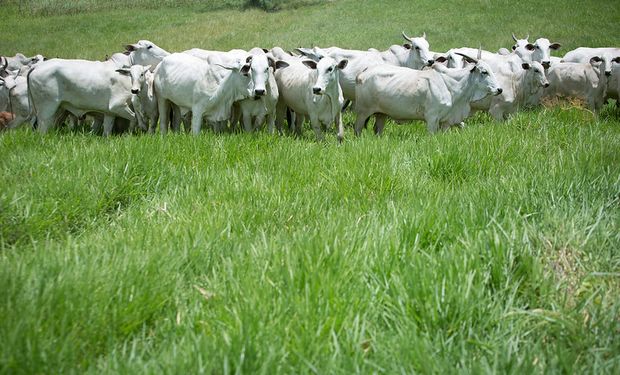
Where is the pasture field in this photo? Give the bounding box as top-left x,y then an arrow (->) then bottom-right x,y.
1,0 -> 620,373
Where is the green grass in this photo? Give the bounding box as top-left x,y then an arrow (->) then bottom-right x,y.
1,0 -> 620,373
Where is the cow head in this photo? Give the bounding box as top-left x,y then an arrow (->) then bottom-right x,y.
522,61 -> 549,88
124,40 -> 170,68
456,53 -> 503,100
600,54 -> 620,77
589,56 -> 604,76
512,35 -> 561,68
243,54 -> 278,99
116,65 -> 151,94
302,56 -> 348,95
402,31 -> 434,69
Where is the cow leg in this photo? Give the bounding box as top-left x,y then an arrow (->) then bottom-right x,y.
374,113 -> 387,136
191,109 -> 204,135
335,112 -> 345,143
7,115 -> 25,129
426,117 -> 440,133
294,114 -> 305,137
158,99 -> 170,135
242,111 -> 253,133
275,101 -> 287,134
354,111 -> 371,136
254,114 -> 266,132
309,115 -> 324,141
102,115 -> 115,137
91,115 -> 104,135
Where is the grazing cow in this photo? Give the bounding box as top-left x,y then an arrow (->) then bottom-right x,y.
543,57 -> 608,112
0,73 -> 30,129
154,53 -> 257,135
354,54 -> 502,135
27,59 -> 136,135
116,65 -> 158,133
274,56 -> 347,141
296,31 -> 434,100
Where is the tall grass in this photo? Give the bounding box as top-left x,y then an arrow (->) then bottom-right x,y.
1,0 -> 619,373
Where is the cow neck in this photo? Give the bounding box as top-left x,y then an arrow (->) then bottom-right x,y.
437,67 -> 476,105
208,67 -> 251,120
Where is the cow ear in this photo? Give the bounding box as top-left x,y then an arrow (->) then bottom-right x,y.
589,56 -> 603,64
115,68 -> 130,75
262,48 -> 269,53
267,56 -> 276,70
125,44 -> 137,52
525,44 -> 535,51
470,65 -> 477,73
337,59 -> 348,70
240,64 -> 251,75
403,43 -> 412,50
612,56 -> 620,63
435,56 -> 448,63
302,60 -> 317,70
522,63 -> 531,70
246,56 -> 253,64
549,43 -> 561,50
275,60 -> 290,70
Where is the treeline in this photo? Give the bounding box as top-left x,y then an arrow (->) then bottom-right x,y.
8,0 -> 331,16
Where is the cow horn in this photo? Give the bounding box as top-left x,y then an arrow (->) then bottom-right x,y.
512,33 -> 518,42
525,34 -> 529,41
422,32 -> 426,39
477,45 -> 482,60
0,56 -> 6,71
401,31 -> 413,42
454,52 -> 478,64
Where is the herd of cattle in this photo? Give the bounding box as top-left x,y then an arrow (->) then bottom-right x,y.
0,33 -> 618,141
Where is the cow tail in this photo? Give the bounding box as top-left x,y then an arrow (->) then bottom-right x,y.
26,67 -> 38,129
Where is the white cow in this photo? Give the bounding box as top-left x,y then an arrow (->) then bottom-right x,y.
354,54 -> 503,135
116,65 -> 158,133
232,47 -> 280,133
563,48 -> 620,77
154,53 -> 257,135
508,34 -> 562,68
296,31 -> 434,100
471,60 -> 549,118
27,59 -> 136,135
274,56 -> 348,142
0,53 -> 45,75
449,48 -> 549,120
0,73 -> 30,129
544,57 -> 608,112
562,47 -> 620,105
106,40 -> 170,70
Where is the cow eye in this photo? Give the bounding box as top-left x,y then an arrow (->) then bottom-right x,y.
481,71 -> 488,75
327,67 -> 333,72
147,45 -> 153,50
512,45 -> 516,50
415,46 -> 420,50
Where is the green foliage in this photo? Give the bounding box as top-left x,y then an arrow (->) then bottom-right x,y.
1,0 -> 620,373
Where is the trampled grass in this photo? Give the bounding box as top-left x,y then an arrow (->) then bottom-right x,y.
1,0 -> 620,373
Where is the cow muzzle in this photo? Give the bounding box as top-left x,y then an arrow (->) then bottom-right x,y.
426,59 -> 435,66
254,89 -> 266,96
312,87 -> 322,95
605,71 -> 612,77
494,88 -> 503,96
131,89 -> 140,94
543,82 -> 550,88
542,61 -> 551,69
